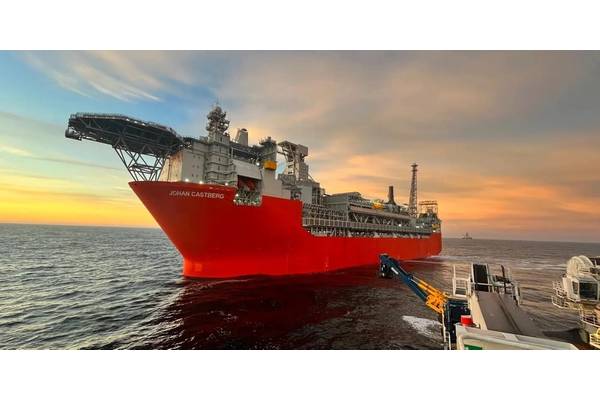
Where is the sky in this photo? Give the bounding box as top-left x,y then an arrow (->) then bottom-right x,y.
0,51 -> 599,242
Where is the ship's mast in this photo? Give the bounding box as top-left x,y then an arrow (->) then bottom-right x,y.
204,105 -> 236,185
206,105 -> 230,137
408,163 -> 418,218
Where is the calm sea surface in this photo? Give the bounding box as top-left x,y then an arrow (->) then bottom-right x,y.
1,224 -> 598,349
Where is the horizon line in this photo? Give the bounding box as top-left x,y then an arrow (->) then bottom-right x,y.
1,221 -> 598,245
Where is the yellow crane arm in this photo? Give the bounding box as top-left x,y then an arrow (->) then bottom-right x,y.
415,278 -> 449,315
379,254 -> 449,315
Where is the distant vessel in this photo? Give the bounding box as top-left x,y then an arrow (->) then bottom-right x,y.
462,232 -> 473,240
65,106 -> 442,278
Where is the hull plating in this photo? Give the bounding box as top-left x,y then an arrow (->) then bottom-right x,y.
130,181 -> 442,278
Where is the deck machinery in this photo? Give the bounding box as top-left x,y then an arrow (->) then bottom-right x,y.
380,255 -> 577,349
66,106 -> 441,240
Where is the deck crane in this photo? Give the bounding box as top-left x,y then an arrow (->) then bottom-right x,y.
380,254 -> 579,349
379,254 -> 448,314
379,254 -> 469,345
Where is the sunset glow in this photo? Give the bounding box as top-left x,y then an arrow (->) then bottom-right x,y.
0,51 -> 599,241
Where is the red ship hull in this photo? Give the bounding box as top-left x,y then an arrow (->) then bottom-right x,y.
130,181 -> 442,278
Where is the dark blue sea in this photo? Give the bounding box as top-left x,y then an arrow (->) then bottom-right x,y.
1,224 -> 598,349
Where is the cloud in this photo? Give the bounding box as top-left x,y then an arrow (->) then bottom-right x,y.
0,144 -> 32,157
28,155 -> 121,171
9,51 -> 600,240
0,140 -> 121,171
216,52 -> 598,142
206,52 -> 600,241
0,111 -> 122,172
0,110 -> 62,131
20,51 -> 199,102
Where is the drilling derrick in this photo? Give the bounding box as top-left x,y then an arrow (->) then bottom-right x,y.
408,163 -> 418,218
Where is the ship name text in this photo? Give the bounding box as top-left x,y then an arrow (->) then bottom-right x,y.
169,190 -> 225,199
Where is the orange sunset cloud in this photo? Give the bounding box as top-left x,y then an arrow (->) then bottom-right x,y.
0,51 -> 599,242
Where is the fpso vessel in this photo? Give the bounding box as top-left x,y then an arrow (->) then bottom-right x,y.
65,106 -> 442,278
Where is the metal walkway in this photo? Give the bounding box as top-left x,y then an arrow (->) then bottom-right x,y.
473,291 -> 543,337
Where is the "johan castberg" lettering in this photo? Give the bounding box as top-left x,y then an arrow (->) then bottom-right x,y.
168,190 -> 225,199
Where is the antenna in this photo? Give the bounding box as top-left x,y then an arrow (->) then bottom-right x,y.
408,163 -> 418,217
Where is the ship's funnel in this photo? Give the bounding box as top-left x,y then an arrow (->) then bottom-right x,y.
235,128 -> 249,146
387,185 -> 396,205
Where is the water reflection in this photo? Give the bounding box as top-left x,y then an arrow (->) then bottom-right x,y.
154,266 -> 443,349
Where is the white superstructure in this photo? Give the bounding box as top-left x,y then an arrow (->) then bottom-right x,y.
551,255 -> 600,349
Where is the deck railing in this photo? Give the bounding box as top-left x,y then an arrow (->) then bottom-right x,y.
552,281 -> 566,296
580,310 -> 600,329
302,217 -> 432,235
589,331 -> 600,349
